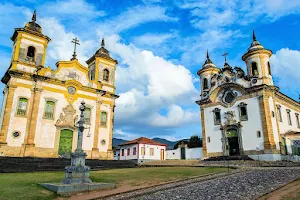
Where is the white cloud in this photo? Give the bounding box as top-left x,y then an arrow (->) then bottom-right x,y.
270,48 -> 300,100
133,32 -> 177,46
97,5 -> 178,35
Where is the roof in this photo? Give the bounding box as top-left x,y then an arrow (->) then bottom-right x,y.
118,137 -> 168,147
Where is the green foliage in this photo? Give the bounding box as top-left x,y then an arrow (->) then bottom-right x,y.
173,140 -> 189,149
187,135 -> 203,148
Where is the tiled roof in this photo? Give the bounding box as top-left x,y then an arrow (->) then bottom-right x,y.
118,137 -> 168,147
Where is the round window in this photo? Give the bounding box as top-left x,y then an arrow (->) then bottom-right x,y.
101,139 -> 106,145
13,131 -> 20,138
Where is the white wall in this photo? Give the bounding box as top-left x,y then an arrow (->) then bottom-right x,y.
166,148 -> 180,159
119,144 -> 138,160
166,147 -> 202,160
138,144 -> 166,161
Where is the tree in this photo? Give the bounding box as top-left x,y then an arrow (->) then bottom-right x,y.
188,135 -> 202,148
173,140 -> 188,149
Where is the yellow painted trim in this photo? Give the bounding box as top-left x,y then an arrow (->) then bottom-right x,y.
20,32 -> 48,45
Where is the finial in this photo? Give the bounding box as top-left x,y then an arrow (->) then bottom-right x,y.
101,38 -> 105,47
71,37 -> 80,60
206,50 -> 209,59
222,52 -> 228,63
252,30 -> 257,41
32,10 -> 37,22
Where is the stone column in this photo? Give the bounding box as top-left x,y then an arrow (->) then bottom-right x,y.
107,104 -> 115,160
91,99 -> 102,159
23,86 -> 42,157
0,85 -> 17,144
200,107 -> 207,157
258,95 -> 276,153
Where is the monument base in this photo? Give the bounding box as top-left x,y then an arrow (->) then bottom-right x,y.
40,182 -> 116,195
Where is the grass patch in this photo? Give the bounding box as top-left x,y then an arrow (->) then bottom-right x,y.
0,167 -> 226,200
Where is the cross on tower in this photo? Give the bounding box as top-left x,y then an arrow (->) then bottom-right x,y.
222,52 -> 228,63
71,37 -> 80,60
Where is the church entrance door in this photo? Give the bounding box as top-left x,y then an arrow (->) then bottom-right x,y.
180,147 -> 186,160
226,128 -> 240,156
58,129 -> 73,158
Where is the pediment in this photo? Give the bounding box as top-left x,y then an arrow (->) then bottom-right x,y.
209,83 -> 246,105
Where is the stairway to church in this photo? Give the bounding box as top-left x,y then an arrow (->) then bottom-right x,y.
203,155 -> 254,161
0,157 -> 137,173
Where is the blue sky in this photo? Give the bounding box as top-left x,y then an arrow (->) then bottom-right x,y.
0,0 -> 300,141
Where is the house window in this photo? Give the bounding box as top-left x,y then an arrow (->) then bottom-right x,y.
127,148 -> 130,156
203,78 -> 208,90
84,107 -> 91,123
296,113 -> 300,128
121,149 -> 124,156
268,62 -> 271,75
133,147 -> 137,155
277,105 -> 282,122
238,102 -> 248,121
141,147 -> 145,155
101,111 -> 107,126
207,137 -> 211,143
150,148 -> 154,156
287,109 -> 292,125
213,108 -> 221,125
26,46 -> 35,62
16,98 -> 28,116
44,101 -> 55,119
251,62 -> 259,76
257,131 -> 261,138
103,69 -> 109,81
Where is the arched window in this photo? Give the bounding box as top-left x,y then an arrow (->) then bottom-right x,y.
203,78 -> 208,90
103,69 -> 109,81
101,111 -> 107,126
84,107 -> 91,123
44,101 -> 55,119
251,62 -> 259,76
90,69 -> 95,80
268,62 -> 272,75
238,102 -> 248,121
17,98 -> 28,116
26,46 -> 35,62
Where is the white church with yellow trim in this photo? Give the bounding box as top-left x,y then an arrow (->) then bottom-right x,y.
197,31 -> 300,161
0,11 -> 118,159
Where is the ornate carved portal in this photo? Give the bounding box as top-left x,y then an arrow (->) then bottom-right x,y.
55,104 -> 78,129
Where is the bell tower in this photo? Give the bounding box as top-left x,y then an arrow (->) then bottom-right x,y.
10,10 -> 51,70
242,30 -> 273,86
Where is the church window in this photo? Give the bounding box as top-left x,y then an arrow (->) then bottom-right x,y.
257,131 -> 261,138
287,109 -> 292,125
103,69 -> 109,82
150,148 -> 154,156
26,46 -> 35,62
44,101 -> 55,119
203,78 -> 208,90
251,62 -> 259,76
121,149 -> 124,156
127,148 -> 130,156
296,113 -> 300,128
268,62 -> 272,75
16,98 -> 28,116
276,105 -> 282,122
90,69 -> 95,80
207,137 -> 211,143
141,147 -> 145,155
224,92 -> 235,104
84,107 -> 91,124
12,131 -> 20,138
213,108 -> 221,125
238,102 -> 248,121
133,147 -> 137,155
101,111 -> 107,126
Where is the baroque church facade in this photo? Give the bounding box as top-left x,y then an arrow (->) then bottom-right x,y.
197,31 -> 300,160
0,11 -> 118,159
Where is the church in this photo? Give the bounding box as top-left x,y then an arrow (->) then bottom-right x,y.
197,31 -> 300,161
0,11 -> 118,159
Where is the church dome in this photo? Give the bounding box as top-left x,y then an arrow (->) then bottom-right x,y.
202,50 -> 217,68
247,30 -> 264,52
24,10 -> 42,33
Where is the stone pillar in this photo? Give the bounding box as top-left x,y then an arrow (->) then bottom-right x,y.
23,87 -> 42,156
0,85 -> 16,144
258,95 -> 276,153
91,99 -> 102,159
107,104 -> 115,160
200,107 -> 207,157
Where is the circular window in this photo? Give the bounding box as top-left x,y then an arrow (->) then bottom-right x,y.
13,131 -> 20,138
224,92 -> 235,104
101,139 -> 106,145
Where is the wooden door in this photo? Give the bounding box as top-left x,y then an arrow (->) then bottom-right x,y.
58,129 -> 73,158
160,149 -> 165,160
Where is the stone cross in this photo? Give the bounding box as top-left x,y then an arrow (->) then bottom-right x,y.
71,37 -> 80,60
76,101 -> 85,151
222,52 -> 228,63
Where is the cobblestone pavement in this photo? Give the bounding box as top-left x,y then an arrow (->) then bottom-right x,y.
104,168 -> 300,200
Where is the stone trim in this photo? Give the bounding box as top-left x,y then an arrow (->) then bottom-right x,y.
92,99 -> 103,159
201,108 -> 207,157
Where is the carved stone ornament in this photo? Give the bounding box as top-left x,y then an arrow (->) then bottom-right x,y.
67,86 -> 76,95
224,111 -> 236,125
55,104 -> 78,128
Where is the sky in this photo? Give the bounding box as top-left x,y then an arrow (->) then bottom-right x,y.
0,0 -> 300,142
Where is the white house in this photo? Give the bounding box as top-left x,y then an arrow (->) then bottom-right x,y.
118,137 -> 167,163
166,144 -> 203,160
